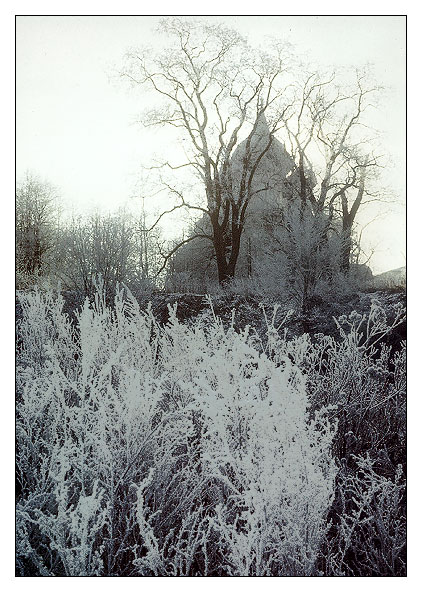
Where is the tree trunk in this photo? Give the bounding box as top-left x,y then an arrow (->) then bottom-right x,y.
225,223 -> 241,281
215,251 -> 229,284
215,247 -> 238,285
341,223 -> 352,272
247,237 -> 252,278
212,212 -> 243,285
213,226 -> 230,284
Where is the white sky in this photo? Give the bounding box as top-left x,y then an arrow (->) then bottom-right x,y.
16,15 -> 405,274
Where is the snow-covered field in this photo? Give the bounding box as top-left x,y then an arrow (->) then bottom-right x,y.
16,287 -> 406,576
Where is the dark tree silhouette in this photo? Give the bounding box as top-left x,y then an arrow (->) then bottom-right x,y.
122,18 -> 293,284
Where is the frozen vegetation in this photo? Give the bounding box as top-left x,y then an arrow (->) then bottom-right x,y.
16,287 -> 406,576
16,16 -> 406,578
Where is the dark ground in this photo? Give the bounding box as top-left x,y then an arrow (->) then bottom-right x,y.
16,286 -> 406,349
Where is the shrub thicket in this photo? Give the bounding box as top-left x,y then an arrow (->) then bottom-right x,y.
16,288 -> 405,576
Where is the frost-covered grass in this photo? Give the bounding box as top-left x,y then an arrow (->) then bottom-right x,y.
16,287 -> 406,576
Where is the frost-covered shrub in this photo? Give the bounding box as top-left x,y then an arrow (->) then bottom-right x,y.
16,287 -> 337,576
269,300 -> 406,577
247,297 -> 406,576
16,288 -> 78,385
303,300 -> 406,467
324,456 -> 406,576
16,287 -> 406,576
159,308 -> 336,576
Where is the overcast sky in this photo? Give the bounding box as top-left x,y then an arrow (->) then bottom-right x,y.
16,15 -> 405,274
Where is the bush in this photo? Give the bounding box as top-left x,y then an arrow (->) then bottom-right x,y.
16,287 -> 406,576
16,287 -> 337,576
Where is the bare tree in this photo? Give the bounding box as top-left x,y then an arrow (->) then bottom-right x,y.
122,18 -> 293,284
16,172 -> 59,285
281,68 -> 386,271
132,198 -> 163,287
58,211 -> 138,299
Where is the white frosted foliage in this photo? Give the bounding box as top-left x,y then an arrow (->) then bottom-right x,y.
16,287 -> 404,576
